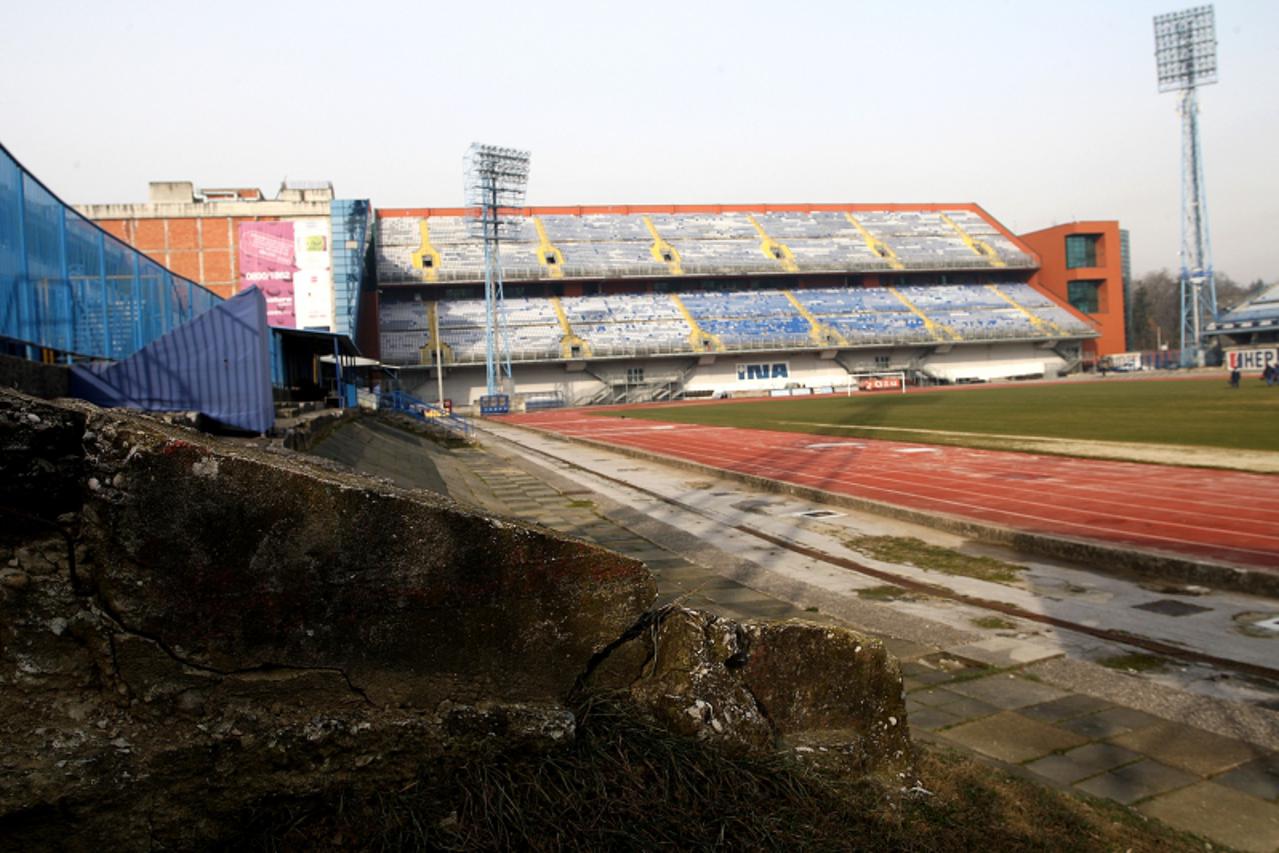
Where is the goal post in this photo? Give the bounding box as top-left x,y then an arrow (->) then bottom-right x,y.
846,371 -> 907,395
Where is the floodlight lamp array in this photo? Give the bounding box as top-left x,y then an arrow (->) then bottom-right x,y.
1154,5 -> 1218,92
464,143 -> 531,238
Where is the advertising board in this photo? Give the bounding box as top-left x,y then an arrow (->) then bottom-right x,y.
857,375 -> 903,392
238,222 -> 296,327
1225,348 -> 1279,371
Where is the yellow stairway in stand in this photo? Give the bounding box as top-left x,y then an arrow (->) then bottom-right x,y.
939,213 -> 1006,268
889,287 -> 960,342
669,293 -> 723,353
549,296 -> 591,358
417,301 -> 454,365
783,290 -> 847,347
411,221 -> 442,283
845,212 -> 904,270
532,217 -> 565,279
987,284 -> 1063,335
746,215 -> 799,273
642,216 -> 684,275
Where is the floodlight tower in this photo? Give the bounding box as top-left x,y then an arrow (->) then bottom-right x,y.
1154,5 -> 1219,367
464,143 -> 531,396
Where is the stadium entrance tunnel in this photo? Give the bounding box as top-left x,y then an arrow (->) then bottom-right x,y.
0,388 -> 909,849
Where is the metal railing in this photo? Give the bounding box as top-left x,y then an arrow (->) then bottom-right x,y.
379,389 -> 473,439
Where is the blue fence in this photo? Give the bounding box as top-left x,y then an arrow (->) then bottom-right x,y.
380,389 -> 472,439
0,143 -> 221,361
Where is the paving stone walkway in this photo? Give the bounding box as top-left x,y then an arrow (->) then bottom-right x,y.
311,420 -> 1279,852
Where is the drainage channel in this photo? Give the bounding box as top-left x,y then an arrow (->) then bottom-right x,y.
480,421 -> 1279,685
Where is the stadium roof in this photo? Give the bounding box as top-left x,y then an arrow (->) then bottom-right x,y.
1208,282 -> 1279,335
374,203 -> 1037,285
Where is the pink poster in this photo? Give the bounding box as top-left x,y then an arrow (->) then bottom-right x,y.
238,222 -> 297,327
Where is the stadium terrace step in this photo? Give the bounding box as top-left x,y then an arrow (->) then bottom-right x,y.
377,282 -> 1097,367
844,211 -> 905,270
940,212 -> 1007,267
889,286 -> 961,342
669,292 -> 723,353
532,216 -> 566,278
987,283 -> 1062,337
746,214 -> 799,273
373,207 -> 1037,284
550,295 -> 591,359
642,215 -> 685,275
783,289 -> 849,347
410,219 -> 442,282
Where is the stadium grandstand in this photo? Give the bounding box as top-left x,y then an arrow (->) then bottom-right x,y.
1208,281 -> 1279,343
374,204 -> 1102,407
2,136 -> 1122,418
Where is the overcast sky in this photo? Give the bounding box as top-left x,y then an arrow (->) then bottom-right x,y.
2,0 -> 1276,282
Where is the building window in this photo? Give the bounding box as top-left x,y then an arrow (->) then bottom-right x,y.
1065,234 -> 1100,269
1068,280 -> 1102,314
626,367 -> 644,384
1120,229 -> 1132,350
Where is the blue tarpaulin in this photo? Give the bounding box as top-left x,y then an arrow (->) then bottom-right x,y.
69,288 -> 274,433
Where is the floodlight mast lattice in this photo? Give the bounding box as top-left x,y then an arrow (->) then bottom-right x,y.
464,143 -> 531,396
1154,5 -> 1218,367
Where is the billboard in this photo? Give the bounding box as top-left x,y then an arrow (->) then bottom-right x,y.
736,362 -> 790,382
1102,352 -> 1144,371
238,222 -> 296,327
857,375 -> 903,392
1226,348 -> 1279,371
291,219 -> 333,330
238,219 -> 334,330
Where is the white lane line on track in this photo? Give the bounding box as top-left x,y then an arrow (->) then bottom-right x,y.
593,432 -> 1279,558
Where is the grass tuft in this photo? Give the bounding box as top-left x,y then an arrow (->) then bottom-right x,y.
1098,653 -> 1169,673
856,584 -> 910,601
848,535 -> 1025,584
972,615 -> 1017,630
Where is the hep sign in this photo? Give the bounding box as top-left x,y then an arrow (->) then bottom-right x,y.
1226,349 -> 1279,371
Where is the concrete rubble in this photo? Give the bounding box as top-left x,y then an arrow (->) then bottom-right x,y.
0,389 -> 910,849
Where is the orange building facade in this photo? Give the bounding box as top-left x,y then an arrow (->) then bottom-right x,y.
1019,221 -> 1129,358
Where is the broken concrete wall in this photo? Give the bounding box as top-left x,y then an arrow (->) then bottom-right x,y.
0,353 -> 70,399
0,389 -> 909,849
585,608 -> 909,772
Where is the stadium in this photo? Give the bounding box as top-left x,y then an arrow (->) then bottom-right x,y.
8,133 -> 1132,415
374,202 -> 1114,409
3,5 -> 1279,845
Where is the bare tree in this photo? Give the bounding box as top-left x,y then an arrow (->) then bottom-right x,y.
1128,270 -> 1178,351
1127,270 -> 1268,351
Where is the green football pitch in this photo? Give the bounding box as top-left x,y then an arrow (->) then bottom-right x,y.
611,378 -> 1279,453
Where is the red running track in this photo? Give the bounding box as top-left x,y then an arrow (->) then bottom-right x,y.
504,411 -> 1279,571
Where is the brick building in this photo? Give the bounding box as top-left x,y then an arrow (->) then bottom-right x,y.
77,181 -> 337,330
